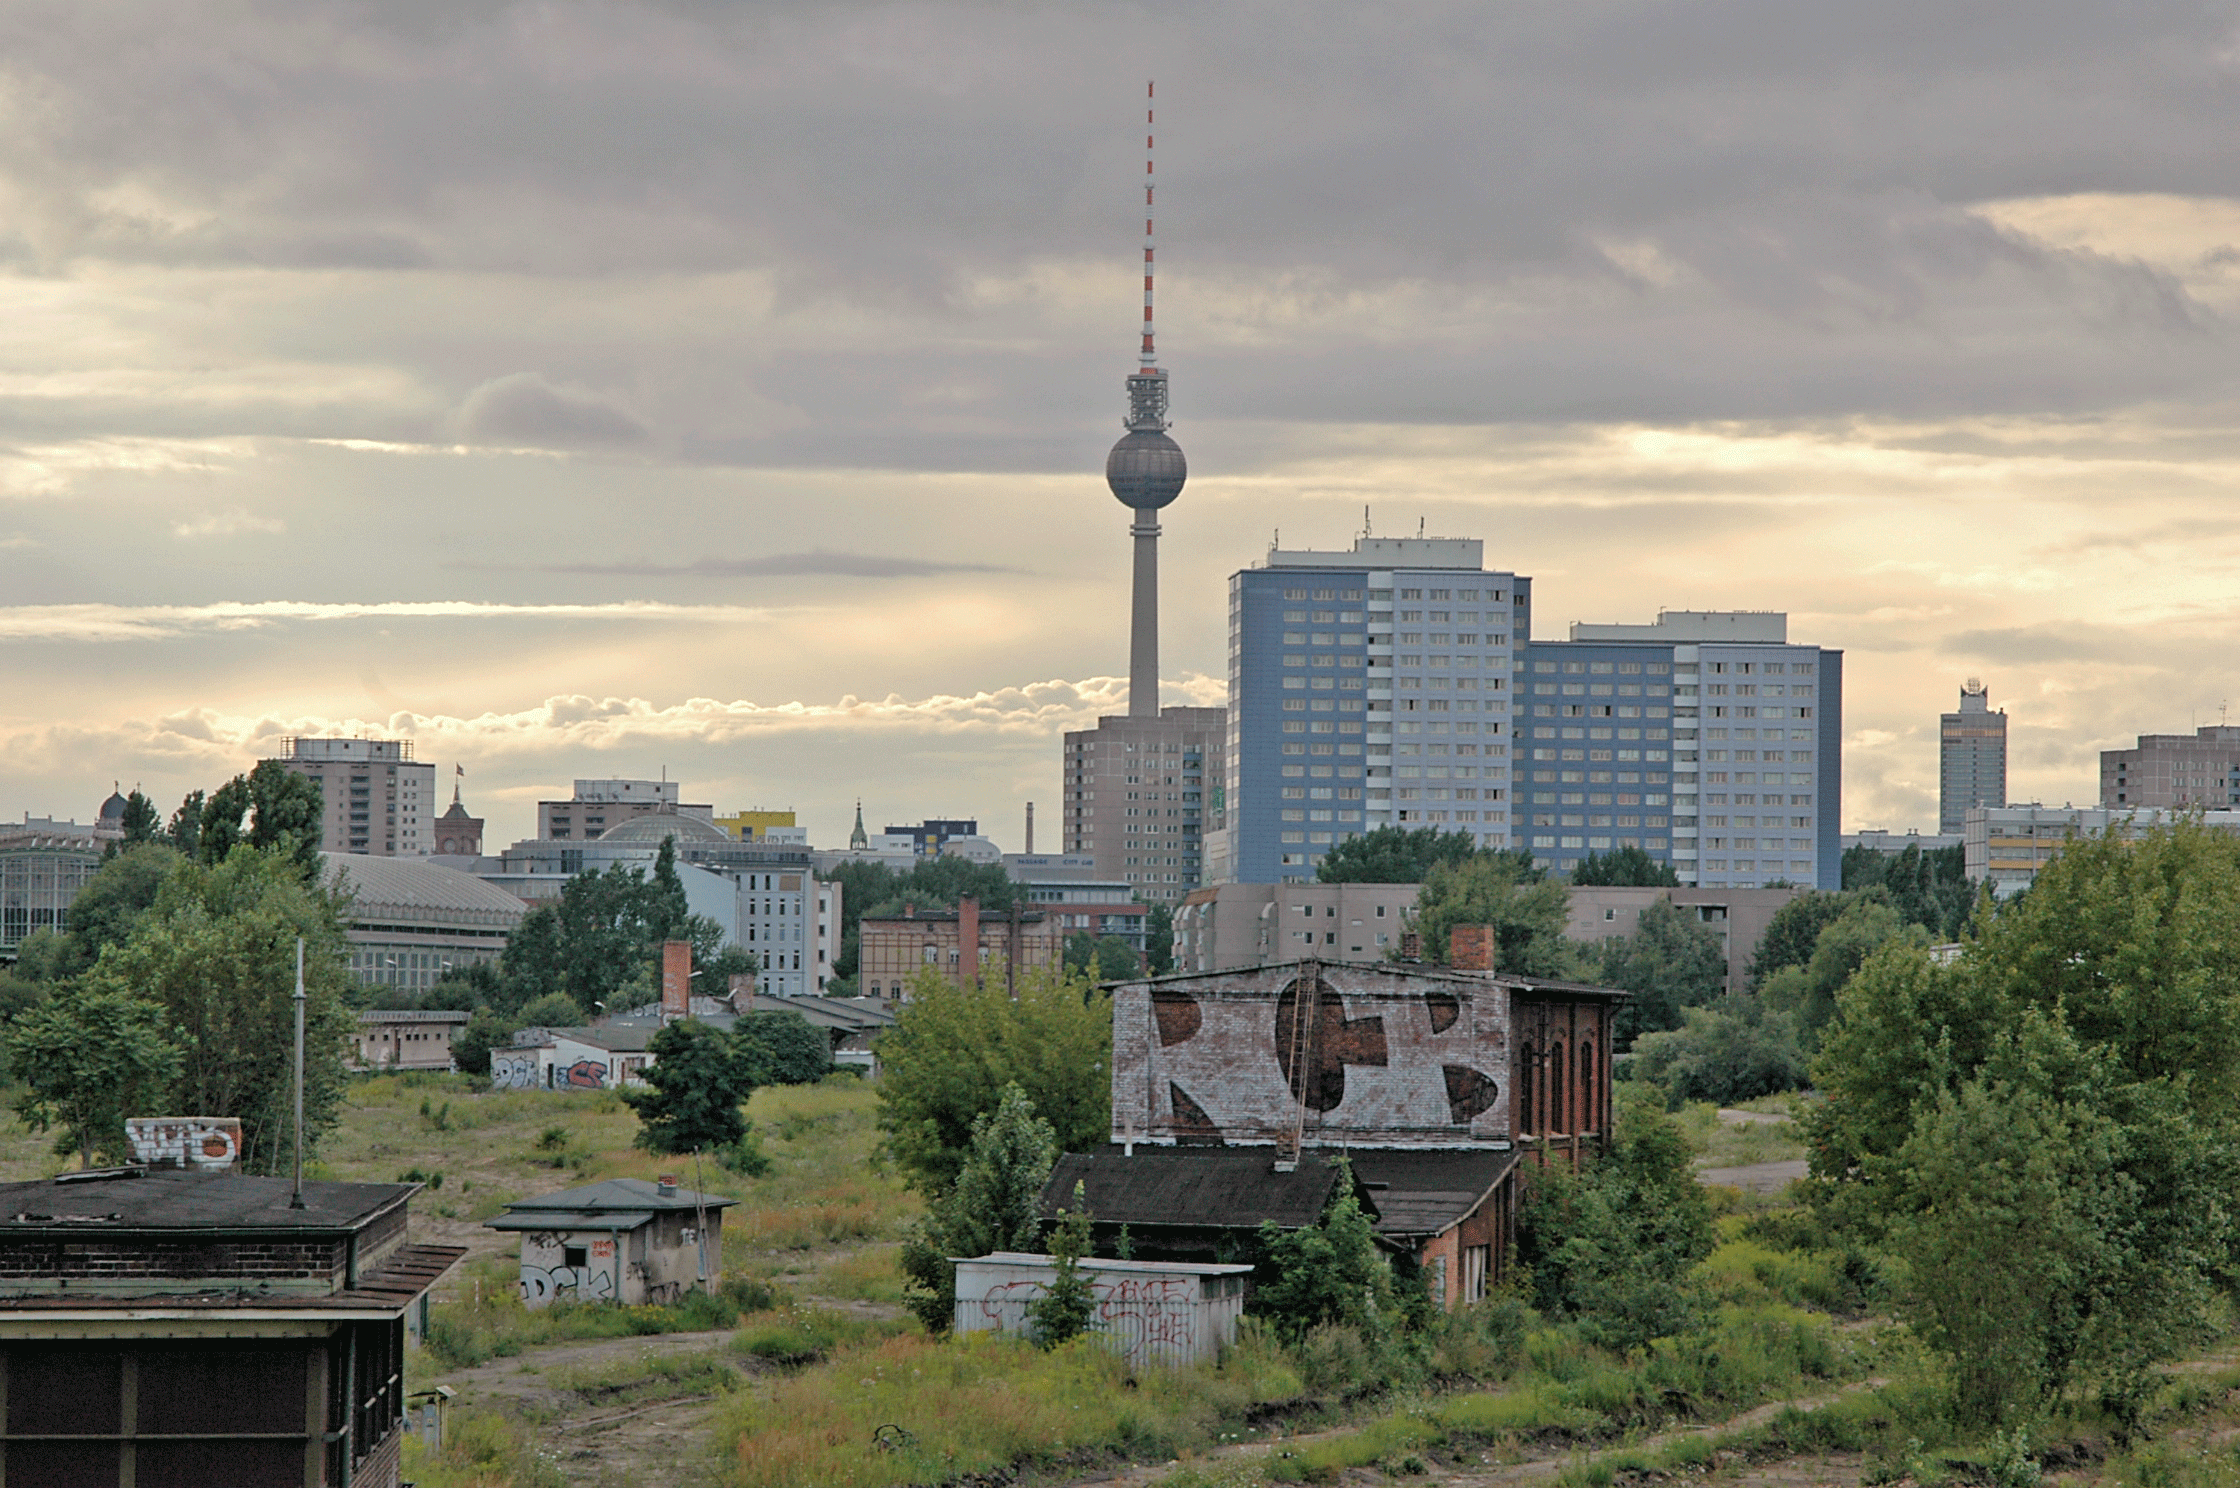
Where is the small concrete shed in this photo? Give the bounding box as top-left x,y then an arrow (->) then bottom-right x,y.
486,1178 -> 735,1308
951,1252 -> 1253,1368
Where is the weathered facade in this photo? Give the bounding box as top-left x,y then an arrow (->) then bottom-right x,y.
1093,935 -> 1624,1307
353,1008 -> 470,1071
488,1179 -> 736,1308
952,1253 -> 1252,1368
0,1166 -> 460,1488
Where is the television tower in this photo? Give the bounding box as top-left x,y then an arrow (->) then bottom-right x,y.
1106,80 -> 1187,718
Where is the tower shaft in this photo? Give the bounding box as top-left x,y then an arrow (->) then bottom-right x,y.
1130,512 -> 1161,717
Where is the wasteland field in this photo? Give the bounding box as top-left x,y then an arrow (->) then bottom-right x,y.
2,1083 -> 2234,1488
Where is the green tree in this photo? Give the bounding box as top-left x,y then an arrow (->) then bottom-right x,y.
1029,1181 -> 1099,1348
79,848 -> 355,1174
1570,845 -> 1680,887
1628,999 -> 1808,1106
1807,822 -> 2240,1426
1596,898 -> 1728,1046
452,1004 -> 514,1075
1412,853 -> 1580,974
64,842 -> 182,970
622,1019 -> 756,1154
876,964 -> 1111,1194
166,790 -> 205,858
1762,895 -> 1926,1041
516,991 -> 584,1028
1064,931 -> 1142,982
119,790 -> 162,846
1518,1085 -> 1713,1351
195,762 -> 323,875
5,986 -> 183,1167
1143,901 -> 1175,975
1746,889 -> 1851,989
734,1010 -> 831,1085
7,929 -> 77,986
1251,1160 -> 1394,1342
1317,825 -> 1492,884
898,1084 -> 1058,1331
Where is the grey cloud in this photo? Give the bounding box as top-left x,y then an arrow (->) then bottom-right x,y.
455,374 -> 650,449
1938,626 -> 2137,664
531,551 -> 1016,579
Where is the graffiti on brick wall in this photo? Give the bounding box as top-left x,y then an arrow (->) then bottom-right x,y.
1113,965 -> 1510,1144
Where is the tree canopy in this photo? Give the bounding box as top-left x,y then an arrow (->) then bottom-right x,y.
1315,825 -> 1491,884
875,964 -> 1111,1194
1841,841 -> 1973,941
195,760 -> 325,876
622,1018 -> 759,1154
1411,853 -> 1577,974
1805,821 -> 2240,1426
897,1084 -> 1057,1331
1595,898 -> 1728,1046
1570,845 -> 1681,887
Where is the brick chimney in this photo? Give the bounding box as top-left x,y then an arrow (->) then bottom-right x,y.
1450,924 -> 1498,971
958,895 -> 980,983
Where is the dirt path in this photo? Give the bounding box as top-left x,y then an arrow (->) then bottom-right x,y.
1697,1159 -> 1810,1192
1718,1108 -> 1792,1127
438,1329 -> 749,1486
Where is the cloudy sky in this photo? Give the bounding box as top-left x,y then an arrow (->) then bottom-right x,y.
6,1 -> 2240,849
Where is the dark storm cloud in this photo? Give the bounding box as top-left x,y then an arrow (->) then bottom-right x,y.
2,1 -> 2239,465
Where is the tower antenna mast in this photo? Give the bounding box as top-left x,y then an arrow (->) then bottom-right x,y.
1106,80 -> 1187,718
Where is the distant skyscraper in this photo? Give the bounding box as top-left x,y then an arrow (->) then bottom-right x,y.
1939,680 -> 2008,835
1214,535 -> 1528,886
1527,612 -> 1843,891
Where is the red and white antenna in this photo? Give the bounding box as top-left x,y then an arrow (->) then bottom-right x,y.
1142,80 -> 1157,372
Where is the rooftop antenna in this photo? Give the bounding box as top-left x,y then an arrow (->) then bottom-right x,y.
1362,504 -> 1372,538
1418,516 -> 1427,538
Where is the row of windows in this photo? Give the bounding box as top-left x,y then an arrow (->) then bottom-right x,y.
1533,661 -> 1671,675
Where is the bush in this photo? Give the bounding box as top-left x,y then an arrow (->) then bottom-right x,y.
1251,1160 -> 1394,1344
1630,1000 -> 1809,1106
716,1127 -> 772,1176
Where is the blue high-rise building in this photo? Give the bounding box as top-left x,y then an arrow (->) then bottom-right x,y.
1212,537 -> 1530,886
1522,612 -> 1842,890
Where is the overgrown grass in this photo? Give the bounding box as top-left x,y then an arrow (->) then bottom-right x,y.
399,1408 -> 567,1488
540,1348 -> 746,1413
717,1323 -> 1307,1488
816,1244 -> 906,1306
733,1305 -> 910,1366
1674,1101 -> 1808,1169
421,1257 -> 778,1368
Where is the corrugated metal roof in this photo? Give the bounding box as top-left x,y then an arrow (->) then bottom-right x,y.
0,1243 -> 465,1317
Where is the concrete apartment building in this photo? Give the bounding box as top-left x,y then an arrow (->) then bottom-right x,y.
1563,885 -> 1804,993
1062,707 -> 1227,902
272,737 -> 436,857
2099,726 -> 2240,810
538,779 -> 714,840
1527,611 -> 1842,891
1939,680 -> 2008,834
1966,803 -> 2240,897
856,900 -> 1060,1001
1170,881 -> 1420,972
1215,536 -> 1525,886
1006,852 -> 1149,951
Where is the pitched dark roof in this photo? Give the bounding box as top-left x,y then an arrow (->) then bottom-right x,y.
1109,959 -> 1629,1002
1346,1148 -> 1518,1239
0,1170 -> 414,1234
490,1178 -> 735,1218
1041,1148 -> 1355,1231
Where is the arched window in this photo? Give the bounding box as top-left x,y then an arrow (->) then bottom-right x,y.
1579,1041 -> 1597,1132
1518,1042 -> 1536,1136
1549,1043 -> 1566,1133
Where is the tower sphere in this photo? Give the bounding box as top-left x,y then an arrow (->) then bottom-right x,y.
1106,428 -> 1187,510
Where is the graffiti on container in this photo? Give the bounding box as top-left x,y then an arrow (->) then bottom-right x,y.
521,1264 -> 616,1305
563,1059 -> 609,1089
975,1273 -> 1196,1349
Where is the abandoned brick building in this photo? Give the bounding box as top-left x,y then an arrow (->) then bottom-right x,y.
1045,925 -> 1624,1308
0,1125 -> 460,1488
